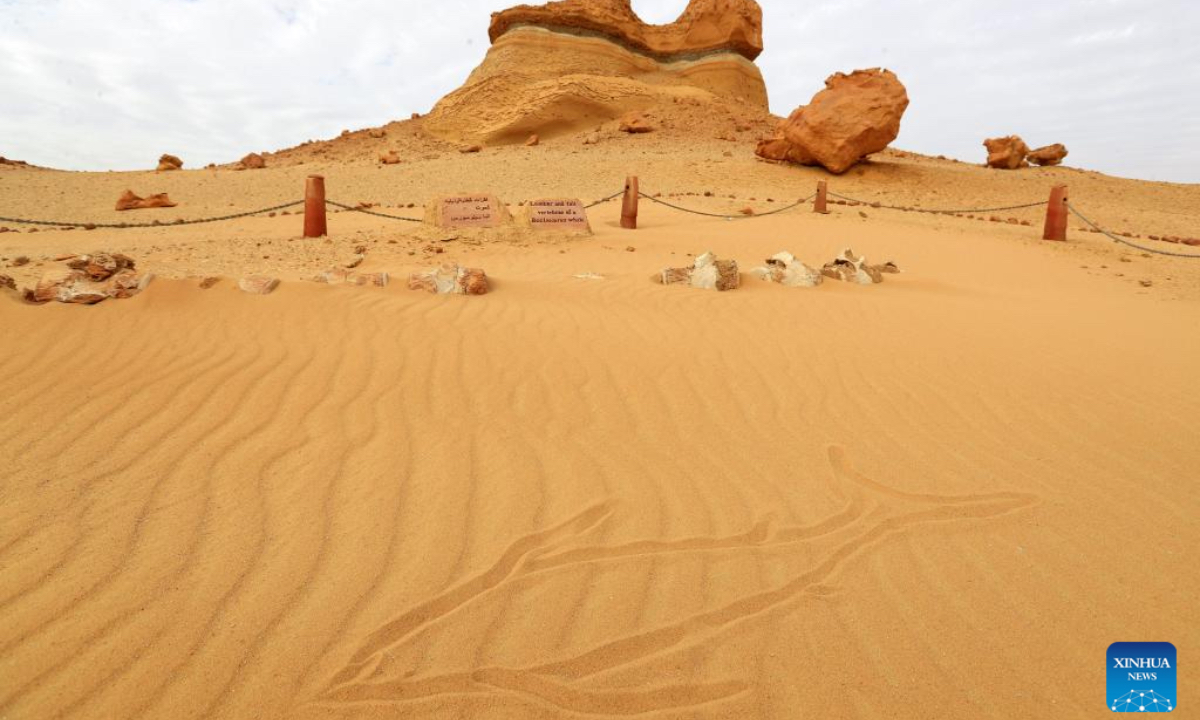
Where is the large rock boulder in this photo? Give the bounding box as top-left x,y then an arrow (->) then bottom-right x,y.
755,68 -> 909,174
751,251 -> 823,288
423,0 -> 769,145
1027,143 -> 1068,167
983,135 -> 1030,169
408,264 -> 490,295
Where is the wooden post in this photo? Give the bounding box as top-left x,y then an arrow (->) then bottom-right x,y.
621,176 -> 639,230
814,180 -> 830,214
1043,185 -> 1068,242
304,175 -> 327,238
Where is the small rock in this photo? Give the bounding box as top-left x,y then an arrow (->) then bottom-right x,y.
199,277 -> 220,289
459,144 -> 483,154
1139,280 -> 1153,288
525,134 -> 540,147
619,111 -> 654,134
238,276 -> 279,295
380,151 -> 401,165
12,256 -> 30,267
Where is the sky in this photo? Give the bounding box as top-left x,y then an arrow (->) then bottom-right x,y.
1,0 -> 1198,183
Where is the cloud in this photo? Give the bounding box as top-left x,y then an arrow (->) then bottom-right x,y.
0,0 -> 1196,182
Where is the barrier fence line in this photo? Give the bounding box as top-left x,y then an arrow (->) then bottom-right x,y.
0,200 -> 305,229
638,192 -> 816,220
2,181 -> 1195,259
1067,203 -> 1200,259
827,191 -> 1047,216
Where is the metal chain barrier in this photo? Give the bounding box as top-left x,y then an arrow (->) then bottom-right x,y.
324,199 -> 422,222
828,191 -> 1046,215
584,190 -> 626,209
1067,203 -> 1200,259
638,192 -> 815,220
0,200 -> 305,229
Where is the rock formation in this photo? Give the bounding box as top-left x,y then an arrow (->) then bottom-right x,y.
157,154 -> 183,172
983,136 -> 1030,170
115,190 -> 177,211
751,252 -> 823,287
422,0 -> 769,145
984,137 -> 1070,169
24,253 -> 152,304
238,153 -> 266,170
408,264 -> 490,295
1027,143 -> 1068,167
655,251 -> 739,291
755,69 -> 909,174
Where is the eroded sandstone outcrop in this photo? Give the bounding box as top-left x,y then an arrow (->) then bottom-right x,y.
489,0 -> 764,61
115,191 -> 177,211
755,69 -> 909,174
423,0 -> 769,145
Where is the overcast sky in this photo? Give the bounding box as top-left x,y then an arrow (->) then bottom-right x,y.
1,0 -> 1197,182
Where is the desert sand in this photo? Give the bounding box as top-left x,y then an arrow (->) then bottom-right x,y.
3,1 -> 1200,717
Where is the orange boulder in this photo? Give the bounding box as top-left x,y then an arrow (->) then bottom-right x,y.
755,69 -> 909,174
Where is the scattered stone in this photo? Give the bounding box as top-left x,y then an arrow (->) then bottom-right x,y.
741,206 -> 756,216
65,252 -> 136,280
525,134 -> 540,147
408,263 -> 490,295
199,277 -> 221,289
345,255 -> 364,269
573,272 -> 604,281
625,246 -> 636,252
755,68 -> 909,174
238,276 -> 279,295
459,144 -> 483,154
368,128 -> 387,139
983,136 -> 1030,170
0,274 -> 15,291
116,190 -> 177,211
1139,280 -> 1153,288
380,151 -> 401,165
1027,143 -> 1069,167
12,256 -> 30,267
238,153 -> 266,170
655,251 -> 740,291
619,111 -> 654,134
583,132 -> 601,146
157,154 -> 184,172
751,252 -> 823,288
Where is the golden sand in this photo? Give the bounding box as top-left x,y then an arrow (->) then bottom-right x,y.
1,137 -> 1198,718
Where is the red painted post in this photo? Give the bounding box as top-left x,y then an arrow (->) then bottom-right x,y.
621,176 -> 639,230
814,180 -> 830,214
1043,184 -> 1068,241
304,175 -> 327,238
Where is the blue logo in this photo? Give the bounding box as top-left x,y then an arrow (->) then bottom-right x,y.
1108,642 -> 1176,712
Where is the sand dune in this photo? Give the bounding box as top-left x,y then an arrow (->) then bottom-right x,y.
2,161 -> 1198,718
